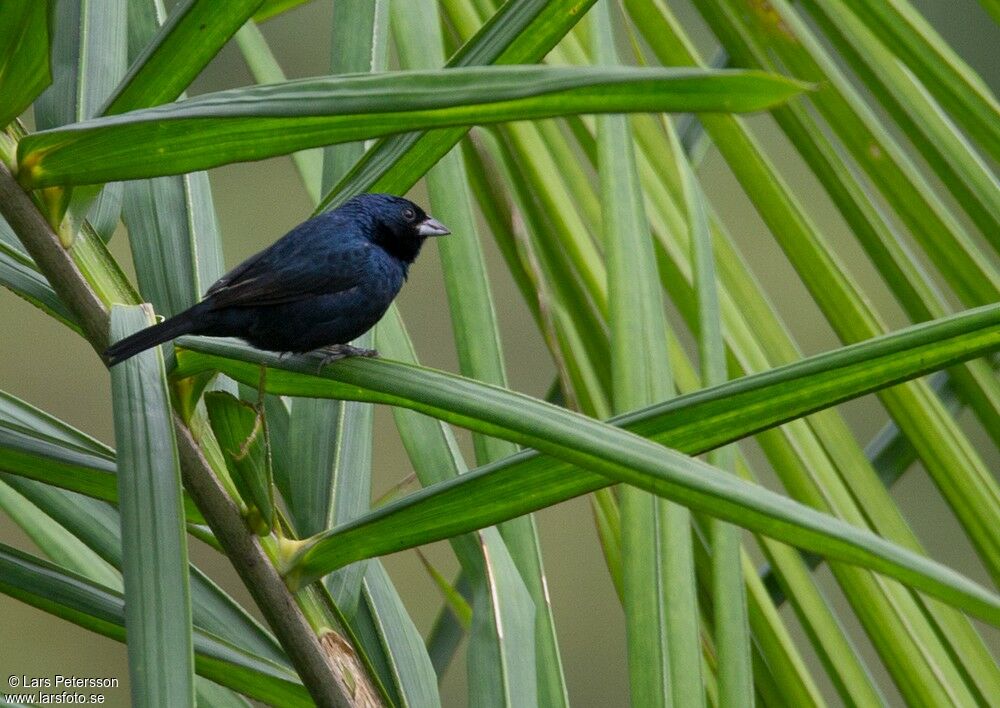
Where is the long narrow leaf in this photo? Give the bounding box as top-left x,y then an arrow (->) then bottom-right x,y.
110,304 -> 194,706
205,392 -> 274,533
34,0 -> 127,241
594,4 -> 690,704
233,20 -> 323,204
376,309 -> 538,707
120,0 -> 228,319
676,130 -> 752,705
17,66 -> 807,188
0,478 -> 120,587
0,420 -> 209,521
392,1 -> 568,703
0,0 -> 52,128
837,0 -> 1000,161
253,0 -> 310,22
803,0 -> 1000,245
35,0 -> 125,128
321,0 -> 389,194
0,544 -> 309,707
102,0 -> 264,115
171,304 -> 1000,624
171,305 -> 1000,561
123,172 -> 224,317
319,0 -> 601,209
0,421 -> 119,505
349,562 -> 441,708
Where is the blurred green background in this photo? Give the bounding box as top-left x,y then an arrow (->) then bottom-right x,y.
1,1 -> 996,705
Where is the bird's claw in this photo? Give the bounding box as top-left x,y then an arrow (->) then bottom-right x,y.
314,344 -> 379,372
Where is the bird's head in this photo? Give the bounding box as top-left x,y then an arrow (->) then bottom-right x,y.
352,193 -> 450,265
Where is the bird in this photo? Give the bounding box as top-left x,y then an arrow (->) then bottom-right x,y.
105,193 -> 449,367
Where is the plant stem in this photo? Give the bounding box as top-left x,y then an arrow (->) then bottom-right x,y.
0,160 -> 377,708
174,421 -> 377,708
0,164 -> 108,349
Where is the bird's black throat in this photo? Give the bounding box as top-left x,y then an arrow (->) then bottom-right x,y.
372,222 -> 424,265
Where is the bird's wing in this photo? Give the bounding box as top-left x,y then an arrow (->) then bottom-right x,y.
205,237 -> 367,309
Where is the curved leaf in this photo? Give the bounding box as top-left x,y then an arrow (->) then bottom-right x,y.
103,0 -> 264,115
17,66 -> 807,187
318,0 -> 601,210
171,303 -> 1000,624
0,243 -> 78,329
0,543 -> 309,707
0,0 -> 51,128
0,408 -> 204,520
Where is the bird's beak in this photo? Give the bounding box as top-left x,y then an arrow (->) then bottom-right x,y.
417,216 -> 450,237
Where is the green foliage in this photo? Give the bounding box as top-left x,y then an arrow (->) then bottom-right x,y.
18,66 -> 804,187
109,305 -> 194,706
0,0 -> 51,129
205,392 -> 274,534
0,0 -> 997,705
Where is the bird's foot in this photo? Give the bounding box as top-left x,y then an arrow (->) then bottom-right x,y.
314,344 -> 379,372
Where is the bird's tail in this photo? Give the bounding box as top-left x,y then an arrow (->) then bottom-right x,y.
104,309 -> 198,366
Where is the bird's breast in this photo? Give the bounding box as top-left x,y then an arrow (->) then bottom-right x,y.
363,251 -> 407,299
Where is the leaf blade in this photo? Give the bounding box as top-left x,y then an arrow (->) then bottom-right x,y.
172,303 -> 1000,624
318,0 -> 601,210
593,4 -> 694,704
18,66 -> 808,187
110,304 -> 194,707
103,0 -> 264,115
0,543 -> 309,707
0,0 -> 52,128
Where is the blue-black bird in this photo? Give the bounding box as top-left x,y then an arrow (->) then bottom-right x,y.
105,193 -> 449,366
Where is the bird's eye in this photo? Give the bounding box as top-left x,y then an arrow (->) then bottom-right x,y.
402,207 -> 416,221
